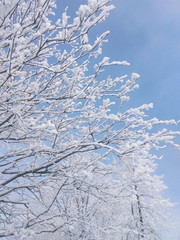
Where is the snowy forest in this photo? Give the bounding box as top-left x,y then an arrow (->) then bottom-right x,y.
0,0 -> 179,239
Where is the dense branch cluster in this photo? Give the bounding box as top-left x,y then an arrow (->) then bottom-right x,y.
0,0 -> 179,239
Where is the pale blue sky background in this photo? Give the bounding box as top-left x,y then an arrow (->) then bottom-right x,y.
104,1 -> 180,238
58,0 -> 180,238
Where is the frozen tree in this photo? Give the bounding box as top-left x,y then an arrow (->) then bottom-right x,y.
0,0 -> 179,239
114,152 -> 172,240
31,152 -> 120,240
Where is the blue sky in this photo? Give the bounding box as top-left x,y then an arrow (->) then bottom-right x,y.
59,0 -> 180,238
107,1 -> 180,238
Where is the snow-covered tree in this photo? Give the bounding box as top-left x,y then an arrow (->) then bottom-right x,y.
115,151 -> 172,240
31,153 -> 120,240
0,0 -> 179,239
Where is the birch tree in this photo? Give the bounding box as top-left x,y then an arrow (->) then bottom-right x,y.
0,0 -> 179,239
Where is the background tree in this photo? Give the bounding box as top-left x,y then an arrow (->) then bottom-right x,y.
0,0 -> 179,239
115,151 -> 172,240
